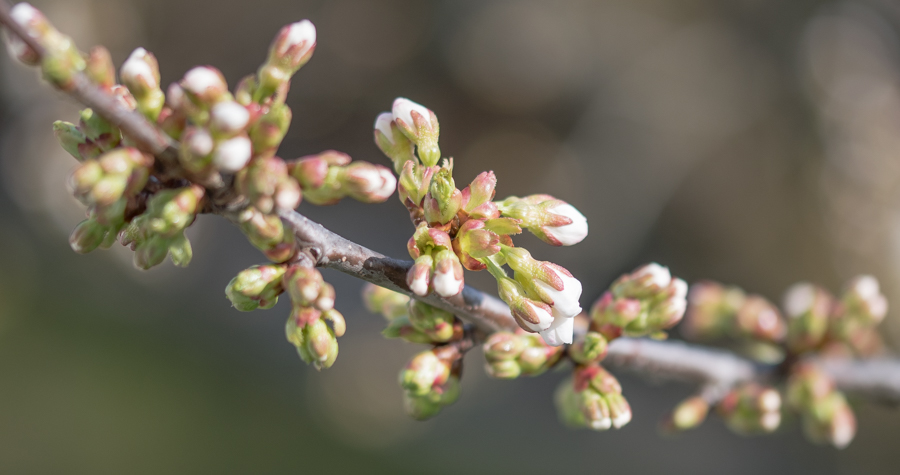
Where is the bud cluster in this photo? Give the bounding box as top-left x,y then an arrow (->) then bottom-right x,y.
786,364 -> 856,448
4,3 -> 85,86
399,349 -> 461,420
482,330 -> 566,378
716,383 -> 782,434
684,276 -> 887,358
555,364 -> 632,431
589,263 -> 689,341
372,98 -> 588,345
121,185 -> 204,269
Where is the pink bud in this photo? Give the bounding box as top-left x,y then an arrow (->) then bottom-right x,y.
270,20 -> 317,71
407,254 -> 434,296
120,47 -> 160,95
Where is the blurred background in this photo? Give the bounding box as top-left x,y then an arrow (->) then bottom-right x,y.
2,0 -> 900,473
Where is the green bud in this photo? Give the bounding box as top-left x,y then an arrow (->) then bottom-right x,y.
400,350 -> 450,397
133,237 -> 170,270
53,121 -> 88,161
78,108 -> 120,146
664,396 -> 709,431
303,317 -> 339,370
361,283 -> 410,320
86,46 -> 116,88
382,316 -> 434,344
225,264 -> 287,311
569,332 -> 608,365
69,219 -> 106,254
250,103 -> 292,156
407,300 -> 456,342
167,233 -> 193,267
486,359 -> 522,379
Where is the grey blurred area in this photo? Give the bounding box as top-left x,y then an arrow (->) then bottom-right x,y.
2,0 -> 900,473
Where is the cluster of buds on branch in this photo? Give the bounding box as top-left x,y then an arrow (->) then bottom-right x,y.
364,285 -> 465,419
4,0 -> 900,451
672,274 -> 889,447
374,98 -> 588,345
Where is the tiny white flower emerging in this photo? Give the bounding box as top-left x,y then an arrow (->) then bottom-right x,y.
121,47 -> 158,90
210,101 -> 250,134
213,135 -> 252,172
392,97 -> 433,130
409,275 -> 429,296
540,315 -> 574,346
545,203 -> 588,246
285,20 -> 316,57
534,267 -> 583,320
275,184 -> 301,211
520,300 -> 555,332
433,270 -> 463,298
374,112 -> 395,144
611,405 -> 633,429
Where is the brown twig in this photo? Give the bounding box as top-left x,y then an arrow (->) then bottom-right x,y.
4,0 -> 900,406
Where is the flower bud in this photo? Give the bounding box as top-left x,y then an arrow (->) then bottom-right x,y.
391,97 -> 441,166
498,197 -> 588,246
213,134 -> 253,173
340,162 -> 397,203
663,396 -> 710,431
407,300 -> 456,342
483,332 -> 526,362
257,20 -> 316,100
496,277 -> 554,333
605,393 -> 633,429
382,316 -> 434,344
53,120 -> 89,161
399,350 -> 450,397
3,4 -> 44,66
250,103 -> 292,156
133,236 -> 170,270
840,275 -> 888,325
735,295 -> 786,343
783,283 -> 833,353
283,265 -> 324,307
423,166 -> 461,225
403,375 -> 460,421
120,47 -> 164,120
453,219 -> 500,270
431,249 -> 464,298
717,383 -> 782,434
86,46 -> 115,89
304,317 -> 339,370
167,233 -> 193,268
569,332 -> 608,364
69,218 -> 106,254
683,281 -> 746,340
802,392 -> 856,449
225,264 -> 287,311
614,263 -> 671,298
397,160 -> 436,207
180,66 -> 229,105
315,283 -> 336,312
407,254 -> 433,296
374,112 -> 417,173
210,100 -> 251,136
362,283 -> 410,320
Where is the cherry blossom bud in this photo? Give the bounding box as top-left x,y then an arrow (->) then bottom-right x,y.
407,254 -> 434,296
340,162 -> 397,203
286,312 -> 339,370
257,20 -> 317,100
717,383 -> 782,434
391,97 -> 441,166
801,393 -> 856,449
841,275 -> 888,325
783,282 -> 833,353
250,103 -> 292,156
382,316 -> 434,344
498,197 -> 588,246
374,112 -> 416,173
399,350 -> 451,397
283,265 -> 324,307
483,332 -> 526,362
210,100 -> 250,135
663,396 -> 710,431
322,308 -> 346,337
53,121 -> 88,161
616,263 -> 672,297
181,66 -> 228,105
431,249 -> 464,298
683,280 -> 746,340
569,332 -> 608,365
453,219 -> 500,271
86,46 -> 115,88
179,127 -> 214,173
225,264 -> 287,311
735,295 -> 786,343
398,160 -> 436,207
605,393 -> 633,429
407,300 -> 456,342
69,218 -> 106,254
423,166 -> 462,225
403,374 -> 460,420
461,171 -> 497,214
213,134 -> 252,173
361,283 -> 410,320
496,277 -> 555,333
120,47 -> 164,120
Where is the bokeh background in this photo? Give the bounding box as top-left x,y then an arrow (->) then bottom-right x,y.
2,0 -> 900,473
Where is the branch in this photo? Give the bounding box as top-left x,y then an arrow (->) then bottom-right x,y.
278,208 -> 900,405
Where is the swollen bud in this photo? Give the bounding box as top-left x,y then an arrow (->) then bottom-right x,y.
120,47 -> 164,120
374,112 -> 416,172
225,264 -> 287,311
362,283 -> 410,321
391,98 -> 441,166
399,350 -> 450,397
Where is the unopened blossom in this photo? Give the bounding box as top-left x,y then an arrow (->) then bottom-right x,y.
374,112 -> 416,172
407,254 -> 434,296
213,135 -> 252,173
181,66 -> 228,104
210,101 -> 251,135
498,196 -> 588,246
431,249 -> 464,298
341,162 -> 397,203
120,48 -> 160,95
391,97 -> 441,166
